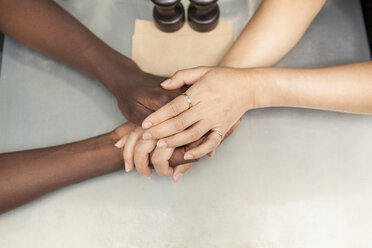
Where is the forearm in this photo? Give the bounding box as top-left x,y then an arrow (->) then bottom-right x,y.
0,131 -> 123,214
0,124 -> 192,214
0,0 -> 136,90
253,61 -> 372,114
219,0 -> 326,68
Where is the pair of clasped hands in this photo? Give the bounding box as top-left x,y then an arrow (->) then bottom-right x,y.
114,66 -> 246,182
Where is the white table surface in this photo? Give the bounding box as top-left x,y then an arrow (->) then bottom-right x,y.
0,0 -> 371,247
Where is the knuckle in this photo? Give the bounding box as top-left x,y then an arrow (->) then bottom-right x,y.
207,141 -> 218,151
134,144 -> 143,154
149,129 -> 159,139
175,117 -> 187,130
169,101 -> 181,115
173,70 -> 183,78
150,154 -> 162,167
163,138 -> 174,147
190,129 -> 202,141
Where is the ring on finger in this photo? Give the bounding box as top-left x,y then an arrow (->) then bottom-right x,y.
212,128 -> 224,139
183,93 -> 192,109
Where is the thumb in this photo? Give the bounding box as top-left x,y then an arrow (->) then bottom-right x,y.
160,66 -> 212,90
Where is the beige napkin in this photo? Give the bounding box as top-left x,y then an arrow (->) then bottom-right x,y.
132,20 -> 234,76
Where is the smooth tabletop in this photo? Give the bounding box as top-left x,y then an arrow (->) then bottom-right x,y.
0,0 -> 371,247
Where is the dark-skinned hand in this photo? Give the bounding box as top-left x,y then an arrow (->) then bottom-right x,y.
104,60 -> 186,125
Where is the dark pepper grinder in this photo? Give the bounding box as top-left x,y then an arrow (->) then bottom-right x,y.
151,0 -> 185,32
188,0 -> 220,32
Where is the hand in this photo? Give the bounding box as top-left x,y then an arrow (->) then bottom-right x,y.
103,61 -> 186,125
114,124 -> 199,182
140,66 -> 257,160
114,119 -> 241,182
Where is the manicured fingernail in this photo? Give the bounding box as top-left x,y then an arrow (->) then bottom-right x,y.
142,121 -> 152,129
161,79 -> 172,87
210,150 -> 215,157
184,154 -> 193,160
125,162 -> 131,172
142,132 -> 152,140
115,139 -> 124,148
157,140 -> 167,148
174,172 -> 183,182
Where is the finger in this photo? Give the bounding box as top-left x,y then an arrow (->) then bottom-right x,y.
151,147 -> 175,176
172,163 -> 193,182
142,94 -> 191,130
114,134 -> 128,149
184,131 -> 224,160
144,109 -> 200,141
157,120 -> 211,148
134,139 -> 157,178
160,67 -> 212,90
113,122 -> 136,137
166,136 -> 208,167
123,127 -> 143,172
168,146 -> 199,166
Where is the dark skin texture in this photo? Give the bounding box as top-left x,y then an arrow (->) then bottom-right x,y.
0,123 -> 201,214
0,0 -> 241,213
0,0 -> 182,125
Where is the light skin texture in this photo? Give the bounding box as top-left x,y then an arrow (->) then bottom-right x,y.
0,123 -> 200,214
219,0 -> 327,68
139,0 -> 372,162
122,0 -> 328,178
143,62 -> 372,160
114,125 -> 195,182
0,0 -> 185,125
115,120 -> 240,181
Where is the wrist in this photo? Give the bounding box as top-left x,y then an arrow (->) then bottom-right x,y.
244,68 -> 279,110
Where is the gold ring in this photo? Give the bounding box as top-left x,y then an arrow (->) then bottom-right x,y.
183,93 -> 192,109
213,129 -> 224,139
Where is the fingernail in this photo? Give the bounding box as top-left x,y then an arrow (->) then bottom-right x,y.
125,162 -> 131,172
142,121 -> 152,129
157,140 -> 167,148
115,139 -> 124,148
161,79 -> 172,87
142,132 -> 152,140
210,150 -> 216,157
174,172 -> 183,182
184,154 -> 193,160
